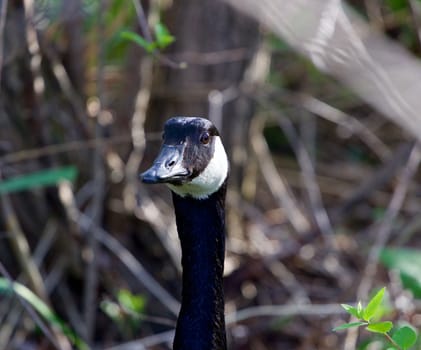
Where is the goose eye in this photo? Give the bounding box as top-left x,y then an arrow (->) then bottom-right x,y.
200,132 -> 210,144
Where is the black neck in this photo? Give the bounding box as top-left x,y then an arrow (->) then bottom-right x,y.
171,182 -> 227,350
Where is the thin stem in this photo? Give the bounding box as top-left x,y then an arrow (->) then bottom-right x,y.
384,332 -> 402,350
82,0 -> 107,342
0,0 -> 8,85
132,0 -> 153,42
0,133 -> 161,165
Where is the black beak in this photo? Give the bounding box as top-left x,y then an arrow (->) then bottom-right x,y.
140,144 -> 189,184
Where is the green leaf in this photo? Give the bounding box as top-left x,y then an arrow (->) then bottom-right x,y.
333,321 -> 367,331
363,287 -> 386,322
0,278 -> 87,349
392,325 -> 418,350
341,304 -> 361,319
357,301 -> 363,318
0,166 -> 77,194
380,248 -> 421,298
117,289 -> 146,313
386,0 -> 407,11
154,23 -> 175,49
120,30 -> 156,53
366,321 -> 393,334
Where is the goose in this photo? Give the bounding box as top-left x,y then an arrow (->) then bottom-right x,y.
140,116 -> 229,350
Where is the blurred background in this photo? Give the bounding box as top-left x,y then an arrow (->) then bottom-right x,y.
1,0 -> 421,349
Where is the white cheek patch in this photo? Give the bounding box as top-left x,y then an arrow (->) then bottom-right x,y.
167,136 -> 229,199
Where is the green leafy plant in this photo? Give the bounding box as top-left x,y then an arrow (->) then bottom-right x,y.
120,22 -> 175,53
380,248 -> 421,298
333,287 -> 418,350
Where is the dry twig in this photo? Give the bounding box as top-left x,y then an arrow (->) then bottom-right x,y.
250,115 -> 311,235
0,0 -> 7,84
82,0 -> 106,342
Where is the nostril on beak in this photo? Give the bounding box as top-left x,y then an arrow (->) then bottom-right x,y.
166,159 -> 176,169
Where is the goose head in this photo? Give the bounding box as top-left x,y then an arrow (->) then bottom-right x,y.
141,117 -> 229,199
